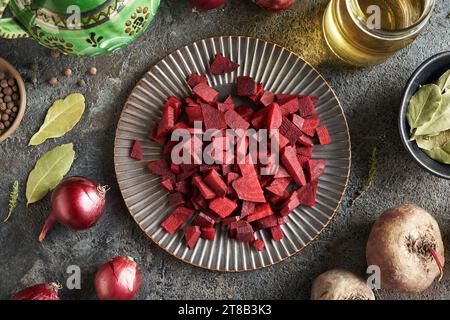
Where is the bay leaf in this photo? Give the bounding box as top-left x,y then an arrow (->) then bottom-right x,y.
436,69 -> 450,93
414,91 -> 450,137
406,84 -> 442,135
26,143 -> 75,205
424,140 -> 450,165
29,93 -> 85,146
416,130 -> 450,150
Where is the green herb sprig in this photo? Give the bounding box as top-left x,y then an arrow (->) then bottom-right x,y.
350,146 -> 378,207
4,180 -> 19,223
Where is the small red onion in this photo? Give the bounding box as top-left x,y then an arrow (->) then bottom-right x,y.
188,0 -> 225,11
12,283 -> 61,300
39,176 -> 107,242
252,0 -> 295,12
94,256 -> 141,300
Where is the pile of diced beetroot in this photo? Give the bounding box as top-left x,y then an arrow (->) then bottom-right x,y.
129,54 -> 331,251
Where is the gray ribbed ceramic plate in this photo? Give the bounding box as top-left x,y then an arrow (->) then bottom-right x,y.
114,36 -> 350,272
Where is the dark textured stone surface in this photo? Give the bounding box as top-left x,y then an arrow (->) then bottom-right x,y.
0,0 -> 449,300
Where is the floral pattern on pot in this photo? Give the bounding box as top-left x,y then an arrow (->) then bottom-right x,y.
0,0 -> 160,56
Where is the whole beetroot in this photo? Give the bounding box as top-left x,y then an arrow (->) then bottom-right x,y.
311,269 -> 375,300
12,283 -> 61,300
366,204 -> 445,293
252,0 -> 295,12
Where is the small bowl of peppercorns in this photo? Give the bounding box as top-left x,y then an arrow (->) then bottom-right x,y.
0,57 -> 26,143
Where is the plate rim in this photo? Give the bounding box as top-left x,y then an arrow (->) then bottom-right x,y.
114,35 -> 352,272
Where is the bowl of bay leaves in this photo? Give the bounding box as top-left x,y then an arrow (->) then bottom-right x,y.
399,51 -> 450,179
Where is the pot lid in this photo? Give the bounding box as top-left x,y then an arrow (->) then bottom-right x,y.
31,0 -> 110,14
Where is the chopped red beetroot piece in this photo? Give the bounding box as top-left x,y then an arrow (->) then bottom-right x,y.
254,215 -> 279,229
185,106 -> 203,126
302,117 -> 320,130
217,102 -> 234,113
280,97 -> 299,116
233,174 -> 266,203
164,96 -> 182,119
193,191 -> 209,211
161,207 -> 194,234
168,192 -> 185,207
148,159 -> 170,176
306,159 -> 327,182
185,96 -> 200,107
240,201 -> 256,218
176,168 -> 197,181
199,164 -> 220,173
184,226 -> 201,249
170,163 -> 181,174
224,109 -> 250,130
279,117 -> 303,145
274,165 -> 291,178
224,96 -> 234,104
235,220 -> 254,242
187,73 -> 208,88
163,140 -> 177,159
298,134 -> 314,147
173,122 -> 189,131
193,83 -> 219,103
252,239 -> 265,251
267,103 -> 283,130
201,103 -> 227,130
148,125 -> 166,145
281,146 -> 306,186
192,212 -> 216,227
237,76 -> 257,96
316,125 -> 331,145
298,96 -> 316,117
203,169 -> 228,197
210,197 -> 238,218
249,83 -> 264,103
192,175 -> 216,199
259,91 -> 275,108
265,177 -> 292,197
130,140 -> 143,160
156,106 -> 175,138
278,134 -> 290,149
280,191 -> 300,216
226,172 -> 240,185
221,216 -> 240,229
175,181 -> 190,194
270,225 -> 284,241
235,104 -> 255,123
291,114 -> 305,130
297,180 -> 319,206
278,216 -> 289,225
247,203 -> 273,222
201,227 -> 216,240
297,146 -> 313,166
251,109 -> 268,129
209,53 -> 240,75
161,178 -> 174,192
267,190 -> 290,206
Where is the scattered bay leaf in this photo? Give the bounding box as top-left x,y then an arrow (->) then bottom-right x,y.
29,93 -> 85,146
424,140 -> 450,165
416,130 -> 450,150
406,84 -> 442,135
436,69 -> 450,93
26,143 -> 75,205
414,92 -> 450,137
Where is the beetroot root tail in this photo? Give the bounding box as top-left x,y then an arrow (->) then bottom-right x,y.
39,216 -> 57,242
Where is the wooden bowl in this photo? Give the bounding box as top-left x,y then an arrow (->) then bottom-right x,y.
0,57 -> 26,143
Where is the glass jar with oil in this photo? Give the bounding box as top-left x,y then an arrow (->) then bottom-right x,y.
323,0 -> 436,66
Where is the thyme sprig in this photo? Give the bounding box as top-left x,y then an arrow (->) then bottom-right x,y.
350,146 -> 378,207
4,180 -> 19,223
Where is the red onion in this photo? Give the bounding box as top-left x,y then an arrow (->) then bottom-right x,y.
189,0 -> 225,11
252,0 -> 295,12
12,283 -> 61,300
39,176 -> 107,242
95,256 -> 141,300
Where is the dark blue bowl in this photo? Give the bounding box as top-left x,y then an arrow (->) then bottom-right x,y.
399,51 -> 450,179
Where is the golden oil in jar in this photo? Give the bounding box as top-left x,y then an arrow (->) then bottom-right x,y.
323,0 -> 435,66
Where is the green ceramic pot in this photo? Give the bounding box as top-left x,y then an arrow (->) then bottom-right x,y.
0,0 -> 160,56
